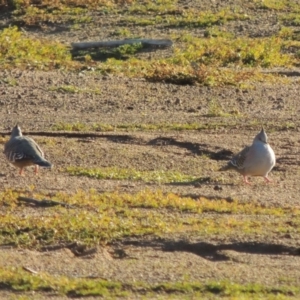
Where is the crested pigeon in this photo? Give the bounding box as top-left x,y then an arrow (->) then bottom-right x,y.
4,125 -> 52,175
219,128 -> 276,184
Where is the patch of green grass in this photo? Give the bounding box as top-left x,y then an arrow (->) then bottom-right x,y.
174,35 -> 292,68
1,77 -> 18,86
281,13 -> 300,26
123,16 -> 158,26
51,122 -> 92,131
123,9 -> 249,28
12,5 -> 92,25
51,119 -> 298,133
0,266 -> 124,297
8,0 -> 178,27
139,34 -> 293,85
1,266 -> 300,298
112,28 -> 133,37
203,27 -> 235,39
253,0 -> 297,10
5,0 -> 135,11
76,42 -> 144,61
0,27 -> 75,70
145,63 -> 264,86
1,0 -> 299,86
51,122 -> 210,132
207,98 -> 242,117
49,85 -> 101,94
9,0 -> 132,25
127,0 -> 178,15
113,42 -> 143,55
278,27 -> 295,40
157,281 -> 300,297
53,189 -> 300,216
1,189 -> 300,248
0,27 -> 297,85
66,166 -> 196,183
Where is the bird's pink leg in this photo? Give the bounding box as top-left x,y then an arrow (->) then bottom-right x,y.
19,168 -> 24,176
34,165 -> 39,175
264,176 -> 272,183
243,175 -> 251,185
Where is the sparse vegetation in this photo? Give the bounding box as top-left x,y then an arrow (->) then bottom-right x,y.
51,122 -> 210,132
66,166 -> 196,183
0,188 -> 299,249
50,120 -> 297,132
0,27 -> 74,70
281,13 -> 300,26
253,0 -> 300,11
49,85 -> 101,94
123,9 -> 249,28
0,0 -> 300,298
0,266 -> 300,298
206,98 -> 241,117
0,0 -> 299,86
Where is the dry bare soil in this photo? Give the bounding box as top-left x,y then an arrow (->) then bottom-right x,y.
0,0 -> 300,299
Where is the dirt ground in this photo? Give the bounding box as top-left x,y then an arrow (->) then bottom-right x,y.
0,0 -> 300,298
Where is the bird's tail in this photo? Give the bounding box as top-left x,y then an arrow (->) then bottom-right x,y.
34,158 -> 52,168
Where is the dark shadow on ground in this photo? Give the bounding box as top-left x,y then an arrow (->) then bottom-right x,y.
165,177 -> 235,188
71,49 -> 130,62
148,137 -> 233,160
179,193 -> 235,202
2,131 -> 233,161
117,238 -> 300,261
166,177 -> 214,186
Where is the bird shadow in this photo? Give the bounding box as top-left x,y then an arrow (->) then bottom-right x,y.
166,177 -> 213,186
119,238 -> 300,262
166,176 -> 234,188
105,134 -> 144,145
147,137 -> 233,161
18,132 -> 234,162
75,134 -> 233,162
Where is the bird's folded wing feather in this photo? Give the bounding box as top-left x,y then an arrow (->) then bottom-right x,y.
5,137 -> 44,162
230,146 -> 251,169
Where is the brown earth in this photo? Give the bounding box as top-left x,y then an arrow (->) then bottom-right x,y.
0,0 -> 300,299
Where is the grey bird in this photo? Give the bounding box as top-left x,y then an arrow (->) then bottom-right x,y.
4,125 -> 52,175
219,128 -> 276,184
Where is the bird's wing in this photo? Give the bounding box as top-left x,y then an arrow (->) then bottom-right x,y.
230,145 -> 253,170
24,137 -> 44,157
4,137 -> 44,163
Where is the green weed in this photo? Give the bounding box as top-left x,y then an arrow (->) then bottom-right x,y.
123,9 -> 248,28
253,0 -> 294,10
1,266 -> 299,298
0,1 -> 299,87
281,13 -> 300,26
0,189 -> 300,248
0,27 -> 296,85
207,98 -> 241,117
0,27 -> 75,70
1,78 -> 18,86
49,85 -> 101,94
51,122 -> 209,132
66,166 -> 196,183
112,28 -> 133,37
128,0 -> 178,15
113,42 -> 143,55
50,120 -> 298,133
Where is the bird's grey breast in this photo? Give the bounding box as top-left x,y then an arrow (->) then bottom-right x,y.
244,142 -> 275,173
